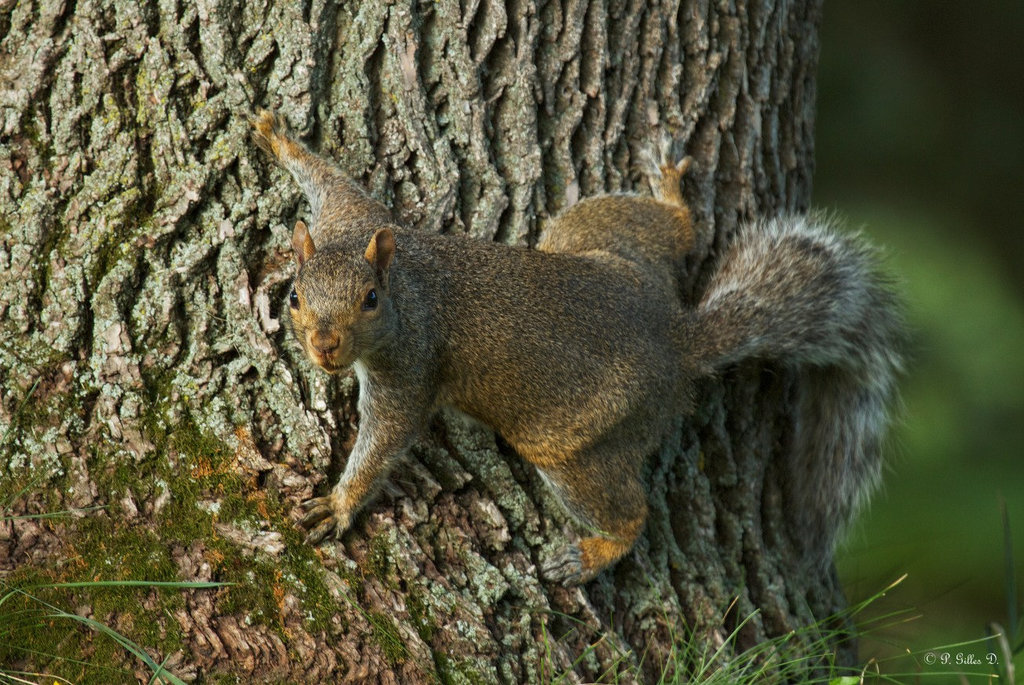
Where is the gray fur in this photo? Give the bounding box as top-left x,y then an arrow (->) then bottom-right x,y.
692,215 -> 906,561
251,111 -> 906,581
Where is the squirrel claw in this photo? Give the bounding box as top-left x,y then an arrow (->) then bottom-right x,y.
304,518 -> 338,546
297,495 -> 351,545
541,545 -> 588,585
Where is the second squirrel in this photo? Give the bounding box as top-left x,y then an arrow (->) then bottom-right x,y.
251,110 -> 904,584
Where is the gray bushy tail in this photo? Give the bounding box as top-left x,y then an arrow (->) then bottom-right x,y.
690,215 -> 907,562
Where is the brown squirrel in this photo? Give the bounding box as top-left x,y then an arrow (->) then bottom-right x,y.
250,110 -> 905,584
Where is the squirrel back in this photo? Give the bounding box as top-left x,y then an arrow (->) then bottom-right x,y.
294,224 -> 693,450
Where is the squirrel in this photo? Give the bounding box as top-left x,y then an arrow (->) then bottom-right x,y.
250,110 -> 905,584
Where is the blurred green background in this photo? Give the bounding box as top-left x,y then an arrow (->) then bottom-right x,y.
815,1 -> 1024,681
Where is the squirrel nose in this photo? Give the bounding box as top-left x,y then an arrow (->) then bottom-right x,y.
310,330 -> 340,355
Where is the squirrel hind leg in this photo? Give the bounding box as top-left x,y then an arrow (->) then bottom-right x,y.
542,516 -> 646,585
649,155 -> 693,209
639,134 -> 693,209
536,458 -> 648,584
250,109 -> 287,159
250,109 -> 307,167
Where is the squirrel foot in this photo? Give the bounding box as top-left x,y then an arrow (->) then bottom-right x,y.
542,533 -> 637,584
298,492 -> 353,545
250,109 -> 304,165
541,544 -> 590,585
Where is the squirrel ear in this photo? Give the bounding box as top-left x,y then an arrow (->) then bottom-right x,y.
292,220 -> 316,266
364,228 -> 395,275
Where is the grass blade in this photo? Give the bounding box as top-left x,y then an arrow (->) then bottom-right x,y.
1002,498 -> 1019,647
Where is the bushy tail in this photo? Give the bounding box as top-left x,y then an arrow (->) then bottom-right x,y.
690,215 -> 906,563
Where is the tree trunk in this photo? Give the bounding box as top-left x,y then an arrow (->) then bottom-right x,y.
0,0 -> 839,682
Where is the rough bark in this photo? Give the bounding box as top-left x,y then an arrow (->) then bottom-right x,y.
0,0 -> 839,682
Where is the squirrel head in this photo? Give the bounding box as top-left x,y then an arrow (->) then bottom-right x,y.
286,221 -> 396,373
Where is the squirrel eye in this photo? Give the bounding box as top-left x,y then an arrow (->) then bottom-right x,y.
289,288 -> 299,309
362,289 -> 377,311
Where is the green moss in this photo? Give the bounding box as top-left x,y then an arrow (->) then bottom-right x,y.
406,588 -> 437,643
3,356 -> 350,678
145,417 -> 331,633
68,516 -> 183,643
1,414 -> 216,679
367,610 -> 408,666
365,530 -> 394,585
433,653 -> 489,685
145,416 -> 333,631
0,557 -> 180,684
333,560 -> 366,597
276,534 -> 338,628
137,368 -> 177,442
20,116 -> 51,161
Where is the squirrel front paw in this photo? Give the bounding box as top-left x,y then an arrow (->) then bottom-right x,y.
298,492 -> 353,545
